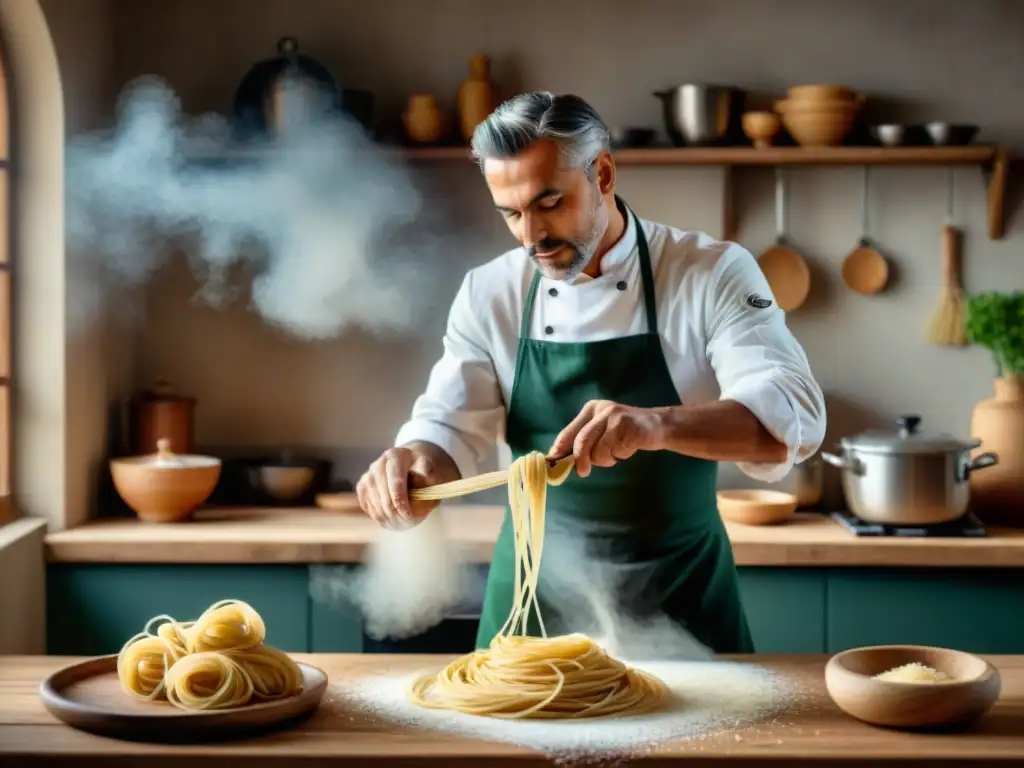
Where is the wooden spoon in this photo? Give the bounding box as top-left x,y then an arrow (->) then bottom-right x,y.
842,167 -> 889,295
758,168 -> 811,311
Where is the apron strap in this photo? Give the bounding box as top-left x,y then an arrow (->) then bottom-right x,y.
518,204 -> 659,340
632,210 -> 659,334
520,269 -> 543,340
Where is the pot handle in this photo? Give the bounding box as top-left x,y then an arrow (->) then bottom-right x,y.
965,452 -> 999,475
821,451 -> 864,475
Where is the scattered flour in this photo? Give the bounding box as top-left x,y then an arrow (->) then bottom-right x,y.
328,660 -> 794,763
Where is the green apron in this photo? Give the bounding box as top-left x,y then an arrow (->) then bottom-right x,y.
475,200 -> 754,655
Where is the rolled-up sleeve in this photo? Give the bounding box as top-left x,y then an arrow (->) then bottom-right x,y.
393,271 -> 505,479
704,244 -> 826,482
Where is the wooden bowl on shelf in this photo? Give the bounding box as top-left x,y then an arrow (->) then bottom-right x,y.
110,438 -> 221,523
825,645 -> 1001,730
786,83 -> 858,103
742,111 -> 781,148
717,489 -> 798,525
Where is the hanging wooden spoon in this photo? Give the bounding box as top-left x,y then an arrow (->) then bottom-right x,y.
841,166 -> 889,295
757,167 -> 811,312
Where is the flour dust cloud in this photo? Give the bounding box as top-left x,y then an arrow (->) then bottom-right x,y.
309,503 -> 716,662
65,76 -> 450,340
309,508 -> 474,642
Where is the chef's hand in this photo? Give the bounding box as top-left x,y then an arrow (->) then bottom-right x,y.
548,400 -> 666,478
356,447 -> 441,530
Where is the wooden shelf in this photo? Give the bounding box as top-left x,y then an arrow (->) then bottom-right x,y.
405,144 -> 1001,166
403,144 -> 1011,241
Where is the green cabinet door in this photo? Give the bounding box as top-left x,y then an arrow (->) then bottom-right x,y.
46,565 -> 310,655
737,568 -> 826,654
826,568 -> 1024,654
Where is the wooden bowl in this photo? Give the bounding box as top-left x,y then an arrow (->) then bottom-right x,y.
742,111 -> 781,148
786,84 -> 858,103
717,489 -> 798,525
110,438 -> 221,523
825,645 -> 1001,730
774,99 -> 859,147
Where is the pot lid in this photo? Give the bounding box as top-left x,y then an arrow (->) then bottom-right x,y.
136,380 -> 196,404
114,438 -> 220,469
839,415 -> 981,454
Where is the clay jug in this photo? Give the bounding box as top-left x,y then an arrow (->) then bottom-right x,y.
402,93 -> 445,144
969,375 -> 1024,525
457,54 -> 495,143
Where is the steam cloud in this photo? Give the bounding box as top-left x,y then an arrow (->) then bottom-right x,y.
65,76 -> 447,339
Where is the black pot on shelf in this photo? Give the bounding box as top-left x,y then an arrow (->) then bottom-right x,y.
232,36 -> 343,141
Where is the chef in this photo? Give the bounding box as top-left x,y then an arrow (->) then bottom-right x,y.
356,92 -> 826,654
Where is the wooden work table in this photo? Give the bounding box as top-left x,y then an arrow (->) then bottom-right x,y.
1,653 -> 1022,766
44,501 -> 1024,567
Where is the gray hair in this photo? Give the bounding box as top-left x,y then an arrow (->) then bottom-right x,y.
470,92 -> 611,176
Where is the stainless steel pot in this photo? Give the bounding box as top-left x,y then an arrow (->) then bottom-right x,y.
786,452 -> 824,508
652,84 -> 745,146
821,415 -> 999,526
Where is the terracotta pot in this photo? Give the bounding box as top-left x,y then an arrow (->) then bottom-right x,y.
969,375 -> 1024,525
129,380 -> 195,456
457,54 -> 495,143
402,93 -> 445,144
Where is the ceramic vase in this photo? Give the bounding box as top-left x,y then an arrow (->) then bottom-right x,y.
457,54 -> 495,143
403,93 -> 445,144
969,375 -> 1024,525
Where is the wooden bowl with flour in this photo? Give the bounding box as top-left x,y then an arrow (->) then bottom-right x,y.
825,645 -> 1001,730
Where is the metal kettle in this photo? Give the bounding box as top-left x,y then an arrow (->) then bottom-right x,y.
232,37 -> 342,139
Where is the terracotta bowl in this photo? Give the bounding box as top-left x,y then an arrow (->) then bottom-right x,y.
110,438 -> 221,523
742,111 -> 781,148
825,645 -> 1001,730
717,489 -> 798,525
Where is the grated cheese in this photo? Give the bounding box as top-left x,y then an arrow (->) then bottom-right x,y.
873,662 -> 950,683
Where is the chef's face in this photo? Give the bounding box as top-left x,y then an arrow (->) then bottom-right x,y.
483,139 -> 613,281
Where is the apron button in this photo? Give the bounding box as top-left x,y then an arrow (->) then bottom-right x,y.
616,280 -> 627,291
548,287 -> 558,297
544,325 -> 554,335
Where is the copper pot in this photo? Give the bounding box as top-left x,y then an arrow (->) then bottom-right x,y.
129,381 -> 196,456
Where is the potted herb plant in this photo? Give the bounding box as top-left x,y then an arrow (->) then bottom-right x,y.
965,291 -> 1024,525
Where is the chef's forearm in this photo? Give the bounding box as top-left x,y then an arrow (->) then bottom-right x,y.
401,440 -> 462,483
653,401 -> 789,464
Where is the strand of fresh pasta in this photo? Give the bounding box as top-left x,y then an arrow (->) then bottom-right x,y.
406,451 -> 670,719
116,598 -> 304,711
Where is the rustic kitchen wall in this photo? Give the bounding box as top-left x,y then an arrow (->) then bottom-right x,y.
107,0 -> 1023,495
37,0 -> 132,528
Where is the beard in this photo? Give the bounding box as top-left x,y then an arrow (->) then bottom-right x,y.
528,192 -> 608,281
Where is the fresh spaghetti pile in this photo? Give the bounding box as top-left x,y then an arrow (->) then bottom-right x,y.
116,598 -> 304,711
406,451 -> 670,719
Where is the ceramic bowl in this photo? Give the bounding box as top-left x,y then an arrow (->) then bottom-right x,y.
110,438 -> 221,523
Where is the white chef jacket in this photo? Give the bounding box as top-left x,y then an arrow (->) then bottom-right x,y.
395,210 -> 826,484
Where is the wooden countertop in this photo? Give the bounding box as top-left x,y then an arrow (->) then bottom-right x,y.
43,501 -> 1024,567
2,653 -> 1022,766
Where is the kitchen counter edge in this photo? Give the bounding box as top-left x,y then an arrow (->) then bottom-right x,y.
41,505 -> 1024,567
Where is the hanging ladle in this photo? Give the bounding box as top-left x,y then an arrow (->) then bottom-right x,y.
757,167 -> 811,312
841,166 -> 889,295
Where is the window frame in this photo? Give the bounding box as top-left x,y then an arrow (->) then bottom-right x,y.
0,49 -> 12,526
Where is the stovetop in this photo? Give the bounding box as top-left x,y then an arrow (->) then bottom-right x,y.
829,509 -> 987,538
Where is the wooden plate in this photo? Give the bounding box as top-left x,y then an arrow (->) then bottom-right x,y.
39,654 -> 328,743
